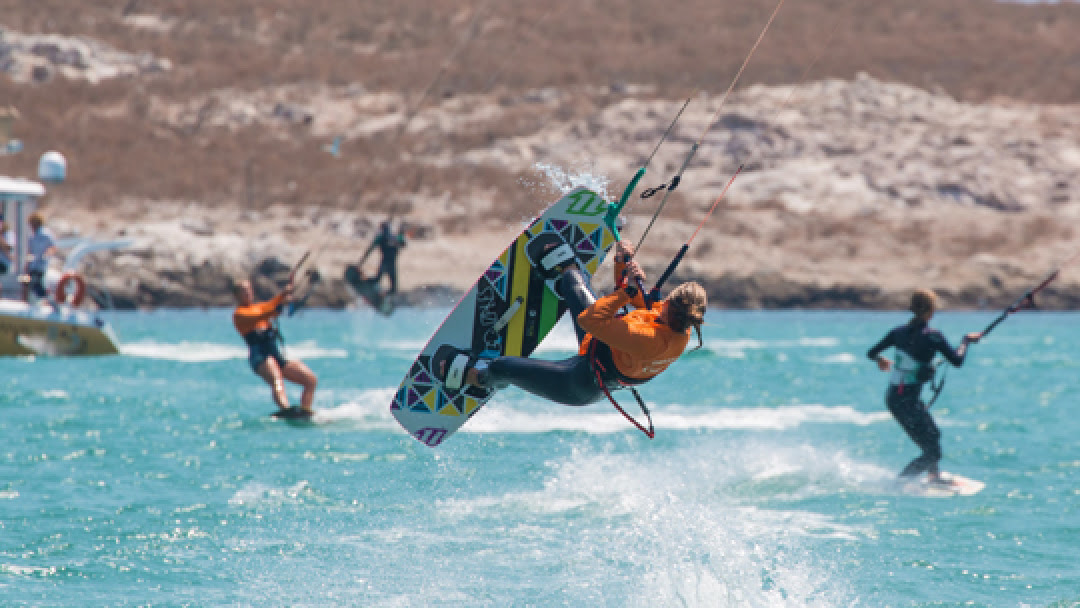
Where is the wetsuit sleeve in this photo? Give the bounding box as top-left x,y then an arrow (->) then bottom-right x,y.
932,333 -> 966,367
360,240 -> 377,264
578,291 -> 664,356
866,329 -> 895,361
233,293 -> 286,334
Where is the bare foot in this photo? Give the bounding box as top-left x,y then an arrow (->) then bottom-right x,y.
465,367 -> 484,386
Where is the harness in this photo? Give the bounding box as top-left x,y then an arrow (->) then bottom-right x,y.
892,325 -> 943,406
585,330 -> 656,439
926,364 -> 946,408
243,303 -> 287,351
893,355 -> 945,408
243,323 -> 284,350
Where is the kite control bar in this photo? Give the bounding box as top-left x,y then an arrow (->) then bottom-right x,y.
980,250 -> 1080,339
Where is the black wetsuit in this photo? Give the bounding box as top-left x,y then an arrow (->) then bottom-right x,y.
369,231 -> 405,295
867,319 -> 967,478
243,326 -> 287,374
481,267 -> 627,406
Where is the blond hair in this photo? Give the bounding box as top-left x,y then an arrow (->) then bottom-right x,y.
666,281 -> 707,349
230,277 -> 251,301
910,288 -> 938,320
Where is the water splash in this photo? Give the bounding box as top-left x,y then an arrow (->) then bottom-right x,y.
434,442 -> 864,606
121,340 -> 248,362
463,402 -> 890,435
229,480 -> 312,507
531,161 -> 613,201
312,388 -> 397,427
121,339 -> 346,362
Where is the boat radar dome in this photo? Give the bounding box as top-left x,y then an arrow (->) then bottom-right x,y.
38,150 -> 67,183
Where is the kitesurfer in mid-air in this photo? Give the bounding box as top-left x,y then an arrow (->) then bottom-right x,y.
867,288 -> 981,485
435,238 -> 706,406
359,221 -> 406,295
232,278 -> 318,417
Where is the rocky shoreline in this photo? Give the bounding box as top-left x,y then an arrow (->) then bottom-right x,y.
58,195 -> 1080,313
72,248 -> 1080,313
37,73 -> 1078,313
8,25 -> 1080,313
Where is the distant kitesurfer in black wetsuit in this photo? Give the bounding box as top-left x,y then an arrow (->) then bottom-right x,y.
867,288 -> 981,485
359,221 -> 406,295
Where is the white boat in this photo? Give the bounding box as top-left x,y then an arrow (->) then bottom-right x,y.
0,175 -> 121,356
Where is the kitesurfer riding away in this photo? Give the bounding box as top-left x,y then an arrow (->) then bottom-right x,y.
232,278 -> 318,416
867,288 -> 981,485
436,238 -> 706,406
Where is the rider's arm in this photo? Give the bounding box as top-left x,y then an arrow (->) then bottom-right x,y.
866,330 -> 894,360
233,293 -> 286,332
578,291 -> 663,356
359,239 -> 378,265
933,332 -> 968,367
866,330 -> 895,369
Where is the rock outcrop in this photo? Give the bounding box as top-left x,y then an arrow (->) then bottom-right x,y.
4,7 -> 1080,312
38,73 -> 1078,312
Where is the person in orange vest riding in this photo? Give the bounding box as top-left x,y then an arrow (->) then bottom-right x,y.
232,278 -> 318,417
435,238 -> 706,405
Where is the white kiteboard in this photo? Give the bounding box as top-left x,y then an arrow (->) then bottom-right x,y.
899,472 -> 985,497
390,186 -> 628,447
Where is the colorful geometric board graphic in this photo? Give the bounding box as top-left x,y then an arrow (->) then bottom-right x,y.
391,187 -> 618,446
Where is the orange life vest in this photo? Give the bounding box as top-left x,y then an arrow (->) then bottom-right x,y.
233,293 -> 286,337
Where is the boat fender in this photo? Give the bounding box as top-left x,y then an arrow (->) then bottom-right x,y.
56,272 -> 86,306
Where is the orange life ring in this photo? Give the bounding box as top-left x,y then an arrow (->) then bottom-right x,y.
56,272 -> 86,307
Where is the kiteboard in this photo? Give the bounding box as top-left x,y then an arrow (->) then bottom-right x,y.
898,472 -> 985,497
271,406 -> 315,421
344,265 -> 395,316
391,186 -> 626,447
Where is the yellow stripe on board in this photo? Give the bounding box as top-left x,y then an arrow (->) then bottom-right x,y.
504,235 -> 532,357
465,397 -> 481,416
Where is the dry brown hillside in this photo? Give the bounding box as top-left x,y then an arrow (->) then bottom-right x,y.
2,0 -> 1080,211
2,0 -> 1080,310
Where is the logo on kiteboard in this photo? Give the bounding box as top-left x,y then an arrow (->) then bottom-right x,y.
476,285 -> 503,354
564,191 -> 606,217
415,427 -> 449,447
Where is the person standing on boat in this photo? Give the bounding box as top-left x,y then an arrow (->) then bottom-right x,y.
359,220 -> 406,295
867,288 -> 981,485
231,278 -> 318,417
23,211 -> 56,300
0,218 -> 14,276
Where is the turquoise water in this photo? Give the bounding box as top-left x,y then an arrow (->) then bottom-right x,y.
3,307 -> 1079,606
